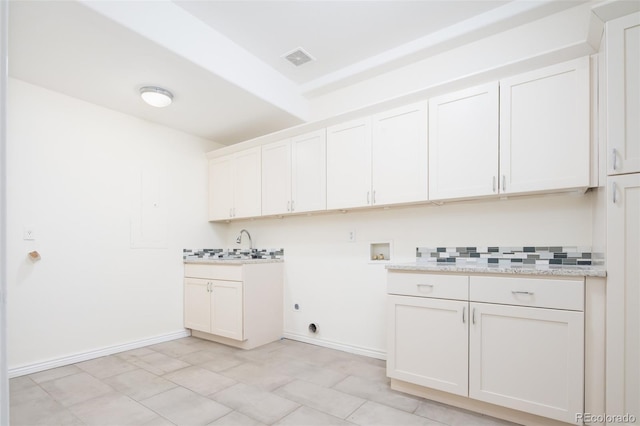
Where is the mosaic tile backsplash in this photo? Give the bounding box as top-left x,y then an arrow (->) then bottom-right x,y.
416,246 -> 604,267
183,248 -> 284,260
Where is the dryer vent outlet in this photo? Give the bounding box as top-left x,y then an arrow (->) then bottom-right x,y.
308,323 -> 319,334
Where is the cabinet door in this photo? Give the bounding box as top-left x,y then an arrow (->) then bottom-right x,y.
211,280 -> 244,341
607,12 -> 640,175
233,147 -> 262,219
208,156 -> 234,221
372,102 -> 428,205
184,278 -> 211,332
291,129 -> 326,213
262,139 -> 291,216
606,174 -> 640,420
500,57 -> 590,194
469,302 -> 584,423
387,295 -> 468,396
326,118 -> 372,209
429,83 -> 499,200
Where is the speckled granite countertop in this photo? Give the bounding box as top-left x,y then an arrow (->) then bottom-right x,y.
386,262 -> 606,278
184,258 -> 284,265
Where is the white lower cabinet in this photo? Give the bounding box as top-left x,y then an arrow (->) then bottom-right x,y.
184,262 -> 283,349
387,272 -> 585,424
184,278 -> 243,340
469,302 -> 584,423
387,295 -> 468,396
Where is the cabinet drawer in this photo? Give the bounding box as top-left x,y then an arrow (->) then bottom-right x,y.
388,272 -> 468,300
469,276 -> 584,311
184,263 -> 243,281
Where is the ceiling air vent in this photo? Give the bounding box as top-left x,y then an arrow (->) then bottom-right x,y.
282,47 -> 315,67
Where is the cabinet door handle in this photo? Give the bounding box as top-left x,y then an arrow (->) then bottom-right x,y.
291,200 -> 295,211
612,182 -> 618,204
287,201 -> 290,212
492,176 -> 496,193
511,291 -> 534,295
462,306 -> 466,324
472,308 -> 476,325
502,175 -> 506,192
373,190 -> 377,204
612,148 -> 619,171
367,191 -> 370,205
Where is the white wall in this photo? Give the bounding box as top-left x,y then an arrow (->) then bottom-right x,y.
1,0 -> 9,421
6,78 -> 225,371
227,192 -> 596,358
308,3 -> 599,121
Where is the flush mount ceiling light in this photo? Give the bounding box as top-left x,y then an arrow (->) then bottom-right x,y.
139,86 -> 173,108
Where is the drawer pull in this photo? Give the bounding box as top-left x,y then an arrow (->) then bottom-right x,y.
472,307 -> 476,325
462,306 -> 466,324
512,291 -> 534,295
417,284 -> 434,291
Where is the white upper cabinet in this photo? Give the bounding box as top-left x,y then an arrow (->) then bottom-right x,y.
232,147 -> 262,219
327,103 -> 427,210
372,102 -> 428,205
607,12 -> 640,175
326,118 -> 372,209
291,130 -> 327,213
429,82 -> 499,201
500,57 -> 591,194
261,139 -> 291,216
262,130 -> 326,215
209,147 -> 261,221
208,155 -> 234,221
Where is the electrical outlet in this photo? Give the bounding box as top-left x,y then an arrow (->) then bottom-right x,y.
348,230 -> 356,242
23,226 -> 35,241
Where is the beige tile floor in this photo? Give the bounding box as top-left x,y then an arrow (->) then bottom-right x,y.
10,337 -> 520,426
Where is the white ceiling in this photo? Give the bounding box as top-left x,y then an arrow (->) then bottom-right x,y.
8,0 -> 591,145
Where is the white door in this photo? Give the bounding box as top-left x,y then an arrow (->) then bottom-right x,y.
500,57 -> 591,194
387,295 -> 469,396
606,174 -> 640,421
607,12 -> 640,175
469,302 -> 584,423
291,129 -> 326,213
429,82 -> 499,200
372,102 -> 428,205
262,139 -> 291,216
326,118 -> 372,209
211,280 -> 244,341
208,156 -> 234,221
233,147 -> 262,219
184,278 -> 211,333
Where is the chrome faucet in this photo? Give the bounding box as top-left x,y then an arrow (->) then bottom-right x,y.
236,229 -> 253,250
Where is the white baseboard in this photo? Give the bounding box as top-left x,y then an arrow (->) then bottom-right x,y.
282,331 -> 386,360
8,329 -> 190,378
